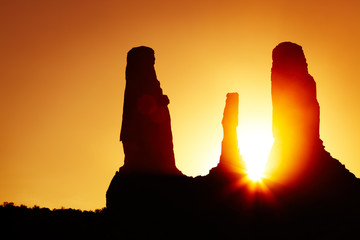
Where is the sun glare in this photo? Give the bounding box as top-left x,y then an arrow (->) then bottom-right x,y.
238,124 -> 274,182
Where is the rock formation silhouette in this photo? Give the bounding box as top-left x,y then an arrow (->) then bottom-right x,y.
265,42 -> 323,184
265,42 -> 359,197
106,46 -> 182,211
118,46 -> 181,176
210,92 -> 245,174
104,44 -> 360,238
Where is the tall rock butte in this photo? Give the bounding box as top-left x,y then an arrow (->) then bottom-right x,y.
265,42 -> 357,189
118,46 -> 181,175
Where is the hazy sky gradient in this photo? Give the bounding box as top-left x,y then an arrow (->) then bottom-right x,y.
1,0 -> 359,209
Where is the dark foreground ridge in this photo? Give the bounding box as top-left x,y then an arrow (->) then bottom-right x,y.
0,202 -> 106,239
105,43 -> 360,238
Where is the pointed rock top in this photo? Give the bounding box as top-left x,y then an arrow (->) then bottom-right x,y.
222,93 -> 239,128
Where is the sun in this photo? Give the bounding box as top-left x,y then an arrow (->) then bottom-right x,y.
238,123 -> 274,182
246,161 -> 265,181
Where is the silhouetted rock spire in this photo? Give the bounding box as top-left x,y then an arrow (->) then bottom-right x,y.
211,93 -> 244,174
265,42 -> 322,184
271,42 -> 322,146
119,46 -> 181,175
106,46 -> 182,211
266,42 -> 358,190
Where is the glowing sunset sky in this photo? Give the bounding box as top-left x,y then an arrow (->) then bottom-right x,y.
1,0 -> 359,210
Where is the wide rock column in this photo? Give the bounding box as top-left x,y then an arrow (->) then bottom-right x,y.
265,42 -> 324,184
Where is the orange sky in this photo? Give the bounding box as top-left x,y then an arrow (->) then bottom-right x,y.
1,0 -> 359,210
